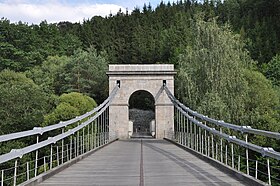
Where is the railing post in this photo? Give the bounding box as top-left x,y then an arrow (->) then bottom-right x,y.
220,128 -> 223,163
102,112 -> 106,145
190,121 -> 193,149
83,128 -> 85,153
245,134 -> 249,175
57,146 -> 59,166
91,122 -> 94,149
97,117 -> 100,147
44,156 -> 46,172
199,127 -> 202,153
80,136 -> 83,152
231,143 -> 234,168
94,120 -> 97,148
194,122 -> 197,151
100,112 -> 103,145
204,122 -> 207,155
215,143 -> 218,160
107,108 -> 109,143
255,160 -> 258,179
225,145 -> 228,166
102,111 -> 105,145
183,114 -> 186,146
105,109 -> 107,143
238,155 -> 240,171
87,124 -> 90,151
202,134 -> 204,154
267,158 -> 271,185
105,108 -> 107,143
99,115 -> 101,146
26,162 -> 29,181
74,137 -> 77,158
1,169 -> 4,186
13,159 -> 18,186
66,144 -> 69,162
176,107 -> 179,142
211,134 -> 214,158
177,108 -> 180,143
70,136 -> 72,160
61,128 -> 64,164
181,111 -> 184,145
196,133 -> 199,152
35,135 -> 39,177
77,122 -> 80,156
207,136 -> 210,157
187,115 -> 189,148
180,110 -> 183,144
50,145 -> 53,169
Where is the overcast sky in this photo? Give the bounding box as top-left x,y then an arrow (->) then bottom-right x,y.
0,0 -> 174,24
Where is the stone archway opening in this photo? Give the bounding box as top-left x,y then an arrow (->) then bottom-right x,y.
128,90 -> 155,137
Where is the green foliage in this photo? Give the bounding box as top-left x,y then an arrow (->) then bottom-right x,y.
0,70 -> 53,134
0,18 -> 82,71
59,47 -> 109,103
26,47 -> 108,104
26,55 -> 71,94
217,0 -> 280,65
0,2 -> 279,184
263,54 -> 280,87
0,141 -> 32,184
0,19 -> 44,71
43,92 -> 97,126
243,69 -> 279,132
177,16 -> 250,123
176,16 -> 280,138
59,92 -> 97,115
0,141 -> 26,155
43,102 -> 79,126
1,0 -> 280,69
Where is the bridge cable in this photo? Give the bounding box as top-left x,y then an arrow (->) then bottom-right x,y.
163,85 -> 280,140
163,85 -> 280,160
0,85 -> 119,164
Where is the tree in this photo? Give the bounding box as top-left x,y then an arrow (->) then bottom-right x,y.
0,70 -> 52,134
263,54 -> 280,87
176,15 -> 280,138
176,16 -> 251,123
26,55 -> 71,94
59,47 -> 109,103
43,92 -> 97,126
243,69 -> 279,133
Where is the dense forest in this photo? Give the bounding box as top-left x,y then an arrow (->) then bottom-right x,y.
1,0 -> 280,184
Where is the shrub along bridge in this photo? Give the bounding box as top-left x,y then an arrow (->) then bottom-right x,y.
0,65 -> 280,186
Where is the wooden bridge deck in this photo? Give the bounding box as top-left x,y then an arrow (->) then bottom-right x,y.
39,139 -> 248,186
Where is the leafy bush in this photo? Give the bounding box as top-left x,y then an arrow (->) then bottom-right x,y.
43,92 -> 97,126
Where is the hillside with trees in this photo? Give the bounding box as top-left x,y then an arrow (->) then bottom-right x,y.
0,0 -> 280,183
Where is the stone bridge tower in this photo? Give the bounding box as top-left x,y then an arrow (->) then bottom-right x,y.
107,64 -> 176,139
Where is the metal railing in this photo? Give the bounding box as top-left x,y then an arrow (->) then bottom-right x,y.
0,85 -> 119,143
0,85 -> 119,186
164,86 -> 280,140
164,85 -> 280,185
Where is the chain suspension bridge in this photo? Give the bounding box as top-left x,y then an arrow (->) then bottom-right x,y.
0,65 -> 280,186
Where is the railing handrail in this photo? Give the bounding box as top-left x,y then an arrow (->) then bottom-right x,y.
0,85 -> 119,143
0,102 -> 109,164
0,85 -> 119,164
174,104 -> 280,161
164,86 -> 280,140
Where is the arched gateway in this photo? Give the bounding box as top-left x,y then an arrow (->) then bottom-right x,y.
107,64 -> 176,139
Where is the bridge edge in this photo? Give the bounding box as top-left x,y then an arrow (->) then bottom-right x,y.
19,139 -> 119,186
164,138 -> 268,186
